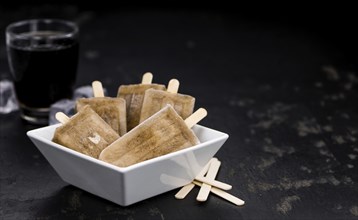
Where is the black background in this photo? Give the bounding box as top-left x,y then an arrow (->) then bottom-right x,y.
1,2 -> 358,219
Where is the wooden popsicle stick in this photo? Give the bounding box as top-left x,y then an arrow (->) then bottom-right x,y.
175,183 -> 195,199
197,160 -> 221,202
196,157 -> 218,178
185,108 -> 207,128
55,112 -> 70,124
92,81 -> 105,97
193,181 -> 245,206
175,158 -> 218,199
167,79 -> 180,94
142,72 -> 153,84
195,176 -> 232,190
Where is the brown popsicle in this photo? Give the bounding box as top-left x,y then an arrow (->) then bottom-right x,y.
140,79 -> 195,123
77,81 -> 127,136
52,105 -> 119,158
99,105 -> 207,167
117,72 -> 165,131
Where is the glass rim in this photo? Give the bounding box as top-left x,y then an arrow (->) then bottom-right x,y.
6,18 -> 79,40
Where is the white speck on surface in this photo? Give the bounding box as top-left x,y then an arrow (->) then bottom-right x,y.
246,109 -> 255,118
105,206 -> 134,216
300,166 -> 312,173
315,82 -> 323,88
347,164 -> 354,168
259,84 -> 272,90
257,157 -> 276,171
319,149 -> 334,158
346,135 -> 356,142
296,118 -> 321,136
341,113 -> 350,119
316,177 -> 328,184
281,179 -> 314,190
327,176 -> 340,186
325,94 -> 344,101
322,65 -> 340,81
315,140 -> 326,148
263,145 -> 284,157
347,73 -> 358,83
348,154 -> 357,160
228,168 -> 236,178
255,179 -> 315,191
264,137 -> 272,144
149,207 -> 165,220
343,176 -> 353,184
287,146 -> 296,154
250,128 -> 256,135
335,204 -> 343,210
253,116 -> 285,129
322,125 -> 333,132
229,98 -> 255,107
350,206 -> 358,216
247,181 -> 257,192
75,11 -> 95,25
276,195 -> 300,215
85,50 -> 100,60
344,83 -> 353,90
332,135 -> 346,144
69,191 -> 82,210
252,174 -> 349,193
263,145 -> 295,157
317,176 -> 341,186
255,182 -> 276,191
251,103 -> 292,129
326,169 -> 334,174
350,129 -> 358,135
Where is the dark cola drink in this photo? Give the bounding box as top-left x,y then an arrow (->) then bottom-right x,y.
9,37 -> 79,108
6,20 -> 79,125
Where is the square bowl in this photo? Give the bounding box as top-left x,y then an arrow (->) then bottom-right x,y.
27,124 -> 229,206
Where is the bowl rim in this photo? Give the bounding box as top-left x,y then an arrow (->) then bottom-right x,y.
27,124 -> 229,172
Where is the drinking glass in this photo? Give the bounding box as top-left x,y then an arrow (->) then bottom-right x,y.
6,19 -> 79,125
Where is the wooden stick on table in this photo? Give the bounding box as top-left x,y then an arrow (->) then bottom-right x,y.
175,158 -> 218,199
197,159 -> 221,202
193,181 -> 245,206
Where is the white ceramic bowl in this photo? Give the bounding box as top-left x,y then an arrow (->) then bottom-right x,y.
27,124 -> 229,206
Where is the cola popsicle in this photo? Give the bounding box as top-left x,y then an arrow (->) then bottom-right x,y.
140,79 -> 195,123
76,81 -> 127,136
99,105 -> 207,167
117,72 -> 165,131
53,105 -> 119,158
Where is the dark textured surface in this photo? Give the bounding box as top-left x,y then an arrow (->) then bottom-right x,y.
1,5 -> 358,220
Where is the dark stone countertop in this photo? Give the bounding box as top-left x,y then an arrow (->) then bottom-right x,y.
1,5 -> 358,220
